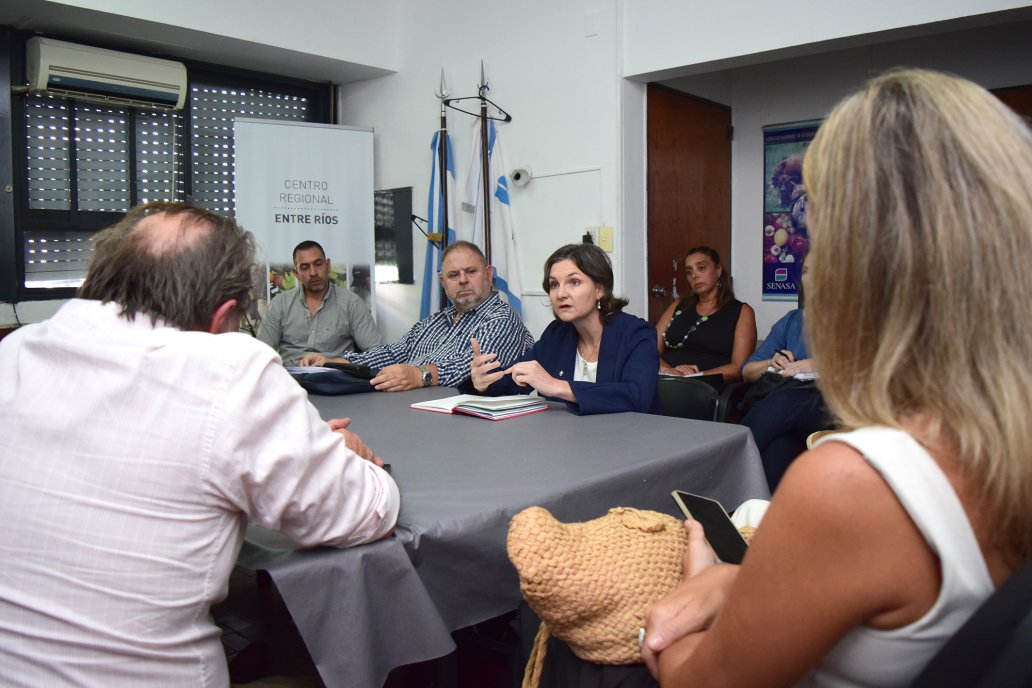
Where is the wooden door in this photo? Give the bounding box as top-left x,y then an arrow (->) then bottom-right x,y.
993,84 -> 1032,119
646,85 -> 732,323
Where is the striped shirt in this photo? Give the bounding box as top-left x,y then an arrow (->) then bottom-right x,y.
346,292 -> 534,387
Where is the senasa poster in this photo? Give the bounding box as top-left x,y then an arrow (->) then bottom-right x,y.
762,120 -> 820,300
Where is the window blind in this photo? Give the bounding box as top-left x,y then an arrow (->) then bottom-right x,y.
22,94 -> 187,287
23,230 -> 95,289
189,85 -> 309,216
136,110 -> 185,204
17,78 -> 319,294
25,95 -> 71,210
75,104 -> 131,212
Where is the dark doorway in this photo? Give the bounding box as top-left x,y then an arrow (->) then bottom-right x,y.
993,84 -> 1032,120
646,84 -> 732,323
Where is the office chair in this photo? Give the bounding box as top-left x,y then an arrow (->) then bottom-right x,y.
716,380 -> 750,423
655,376 -> 722,421
908,555 -> 1032,687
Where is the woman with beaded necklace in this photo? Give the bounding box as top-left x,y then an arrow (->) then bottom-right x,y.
655,246 -> 756,382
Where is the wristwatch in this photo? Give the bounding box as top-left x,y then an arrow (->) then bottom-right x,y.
417,365 -> 433,387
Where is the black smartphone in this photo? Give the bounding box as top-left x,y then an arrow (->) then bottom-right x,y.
671,491 -> 749,565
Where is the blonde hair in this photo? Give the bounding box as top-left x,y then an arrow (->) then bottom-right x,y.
804,69 -> 1032,561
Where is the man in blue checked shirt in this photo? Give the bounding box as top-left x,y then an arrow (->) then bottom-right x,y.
301,241 -> 534,392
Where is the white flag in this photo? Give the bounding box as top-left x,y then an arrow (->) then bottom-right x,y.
462,119 -> 523,317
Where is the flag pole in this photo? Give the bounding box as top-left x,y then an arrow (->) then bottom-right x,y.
434,70 -> 451,310
441,61 -> 513,273
435,70 -> 451,252
478,61 -> 493,266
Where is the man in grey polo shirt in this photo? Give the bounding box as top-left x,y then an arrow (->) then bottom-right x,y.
258,240 -> 384,365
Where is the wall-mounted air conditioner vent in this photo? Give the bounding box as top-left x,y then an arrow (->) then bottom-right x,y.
27,37 -> 187,110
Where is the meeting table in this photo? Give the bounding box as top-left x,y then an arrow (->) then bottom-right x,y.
236,386 -> 768,688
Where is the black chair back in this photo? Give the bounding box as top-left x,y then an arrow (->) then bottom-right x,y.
655,376 -> 721,421
909,555 -> 1032,687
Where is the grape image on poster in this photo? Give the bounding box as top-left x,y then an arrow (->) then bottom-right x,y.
762,120 -> 821,301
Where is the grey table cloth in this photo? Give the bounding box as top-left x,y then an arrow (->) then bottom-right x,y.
237,387 -> 768,688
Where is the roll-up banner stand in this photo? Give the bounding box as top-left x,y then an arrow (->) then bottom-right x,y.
235,119 -> 376,326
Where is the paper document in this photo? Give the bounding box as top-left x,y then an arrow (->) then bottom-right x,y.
411,394 -> 548,420
765,367 -> 819,381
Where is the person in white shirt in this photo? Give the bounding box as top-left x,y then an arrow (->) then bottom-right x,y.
0,201 -> 400,688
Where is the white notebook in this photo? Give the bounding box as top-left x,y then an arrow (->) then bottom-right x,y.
410,394 -> 548,420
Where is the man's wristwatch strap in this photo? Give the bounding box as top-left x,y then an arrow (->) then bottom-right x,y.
417,365 -> 433,387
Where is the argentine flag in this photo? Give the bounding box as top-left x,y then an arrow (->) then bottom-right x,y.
420,130 -> 458,318
462,119 -> 523,318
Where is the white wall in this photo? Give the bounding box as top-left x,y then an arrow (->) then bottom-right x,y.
623,0 -> 1032,79
339,0 -> 627,341
665,19 -> 1032,335
618,77 -> 648,317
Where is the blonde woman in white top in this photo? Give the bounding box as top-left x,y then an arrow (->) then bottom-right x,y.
643,69 -> 1032,687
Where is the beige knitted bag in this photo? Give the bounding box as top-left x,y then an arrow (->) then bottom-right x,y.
507,506 -> 688,687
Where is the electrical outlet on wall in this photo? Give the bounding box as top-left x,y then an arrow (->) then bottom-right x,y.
598,226 -> 614,252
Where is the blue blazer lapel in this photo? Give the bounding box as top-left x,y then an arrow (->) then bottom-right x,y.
556,322 -> 579,380
595,316 -> 623,384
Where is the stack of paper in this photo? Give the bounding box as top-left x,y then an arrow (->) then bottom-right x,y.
410,394 -> 549,421
286,366 -> 335,374
764,367 -> 819,381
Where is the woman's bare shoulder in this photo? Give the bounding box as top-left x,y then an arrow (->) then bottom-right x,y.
776,440 -> 900,522
766,438 -> 941,626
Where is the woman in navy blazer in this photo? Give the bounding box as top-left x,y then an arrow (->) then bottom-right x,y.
466,243 -> 658,414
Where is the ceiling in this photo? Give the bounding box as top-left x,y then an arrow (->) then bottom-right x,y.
0,0 -> 393,86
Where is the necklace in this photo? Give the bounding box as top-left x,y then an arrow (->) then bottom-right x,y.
577,333 -> 601,378
576,348 -> 599,380
663,308 -> 709,349
578,337 -> 601,363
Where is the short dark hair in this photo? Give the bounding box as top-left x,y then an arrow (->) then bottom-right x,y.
78,201 -> 256,332
542,243 -> 628,319
440,240 -> 487,268
292,240 -> 325,265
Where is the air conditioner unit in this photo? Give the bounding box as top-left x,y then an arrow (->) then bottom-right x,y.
27,37 -> 187,110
